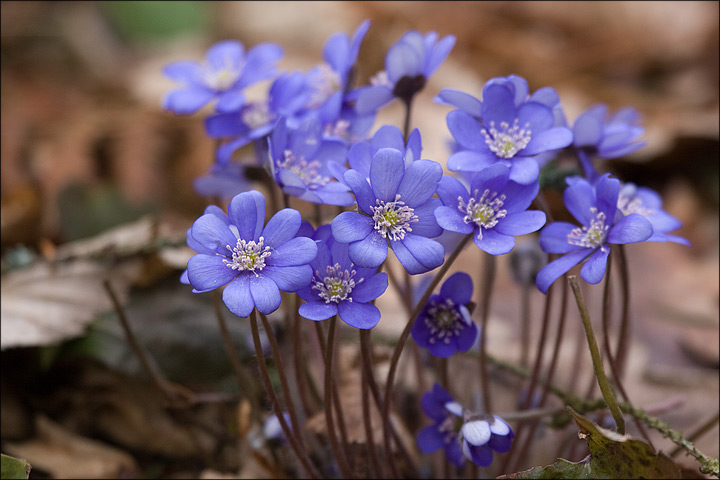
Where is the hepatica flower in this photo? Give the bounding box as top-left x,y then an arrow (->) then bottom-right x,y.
440,75 -> 573,184
297,226 -> 388,329
411,272 -> 478,358
184,190 -> 317,318
418,384 -> 514,468
355,30 -> 455,114
435,163 -> 546,255
573,104 -> 646,180
535,174 -> 653,294
331,147 -> 445,274
617,182 -> 689,245
163,40 -> 283,115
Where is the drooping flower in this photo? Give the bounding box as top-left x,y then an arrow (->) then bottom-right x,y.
354,30 -> 455,114
535,174 -> 653,294
439,75 -> 573,185
163,40 -> 283,115
184,190 -> 317,317
331,147 -> 445,274
417,383 -> 515,468
434,164 -> 546,255
417,383 -> 465,467
411,272 -> 478,357
268,117 -> 354,206
616,182 -> 690,245
573,104 -> 647,180
297,225 -> 388,329
460,414 -> 514,467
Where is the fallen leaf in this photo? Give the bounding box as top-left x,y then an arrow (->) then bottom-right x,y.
0,453 -> 31,480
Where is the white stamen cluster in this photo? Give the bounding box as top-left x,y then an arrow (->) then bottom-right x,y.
370,70 -> 392,88
224,236 -> 271,275
458,189 -> 507,239
242,101 -> 275,129
205,55 -> 242,91
567,207 -> 609,250
307,63 -> 341,108
481,119 -> 532,158
617,192 -> 653,217
276,150 -> 332,190
312,263 -> 362,304
425,299 -> 466,345
370,194 -> 418,241
324,119 -> 351,139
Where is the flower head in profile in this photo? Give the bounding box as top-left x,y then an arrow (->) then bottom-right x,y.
184,190 -> 317,318
297,225 -> 388,329
439,75 -> 573,185
411,272 -> 478,358
163,40 -> 283,115
573,104 -> 646,180
435,164 -> 546,255
268,117 -> 354,206
535,174 -> 653,293
417,383 -> 515,468
354,30 -> 455,114
617,182 -> 689,245
331,147 -> 445,275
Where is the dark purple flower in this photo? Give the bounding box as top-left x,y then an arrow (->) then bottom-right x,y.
617,183 -> 689,245
297,225 -> 388,329
163,40 -> 283,115
417,383 -> 465,468
535,174 -> 653,293
354,30 -> 455,114
434,164 -> 546,255
268,117 -> 354,206
184,190 -> 317,318
573,104 -> 646,180
440,75 -> 573,184
460,414 -> 514,467
411,272 -> 478,358
331,147 -> 445,274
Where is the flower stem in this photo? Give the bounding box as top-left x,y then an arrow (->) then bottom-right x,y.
381,233 -> 472,475
360,330 -> 383,478
478,253 -> 496,413
568,275 -> 626,434
248,310 -> 320,479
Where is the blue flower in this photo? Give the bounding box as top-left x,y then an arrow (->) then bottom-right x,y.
535,174 -> 653,294
354,30 -> 455,114
268,117 -> 354,206
440,75 -> 573,184
331,147 -> 445,274
573,104 -> 646,180
617,183 -> 690,245
411,272 -> 478,358
417,383 -> 465,468
434,164 -> 547,255
297,225 -> 389,329
184,190 -> 317,318
460,414 -> 514,467
163,40 -> 283,115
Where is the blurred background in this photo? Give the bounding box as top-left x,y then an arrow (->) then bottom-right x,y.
1,1 -> 717,478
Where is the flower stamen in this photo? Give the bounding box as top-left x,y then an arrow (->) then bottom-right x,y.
276,150 -> 332,190
312,263 -> 362,303
458,189 -> 507,239
224,236 -> 271,275
567,207 -> 609,251
371,194 -> 418,241
481,119 -> 532,158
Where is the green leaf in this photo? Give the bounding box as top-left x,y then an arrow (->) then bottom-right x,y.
1,453 -> 31,480
499,407 -> 682,479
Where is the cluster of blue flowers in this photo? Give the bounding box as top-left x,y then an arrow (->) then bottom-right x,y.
164,19 -> 688,470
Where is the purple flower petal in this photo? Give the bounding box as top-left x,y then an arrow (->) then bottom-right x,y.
595,174 -> 620,221
343,169 -> 374,214
216,90 -> 246,113
387,40 -> 423,80
494,211 -> 546,236
409,199 -> 444,238
338,301 -> 381,329
250,275 -> 281,314
488,434 -> 513,453
606,213 -> 653,244
437,175 -> 468,208
398,234 -> 445,272
539,222 -> 583,254
163,61 -> 203,83
237,43 -> 283,87
261,208 -> 301,248
473,228 -> 516,255
206,40 -> 244,71
351,272 -> 389,303
266,237 -> 318,267
447,150 -> 497,173
435,89 -> 482,117
426,34 -> 455,75
535,248 -> 593,294
263,265 -> 313,292
222,275 -> 254,318
516,101 -> 554,134
390,238 -> 428,274
447,110 -> 485,151
435,206 -> 474,235
564,179 -> 596,226
191,213 -> 239,255
332,211 -> 374,243
370,148 -> 405,202
348,233 -> 388,268
164,87 -> 215,115
187,254 -> 237,292
470,163 -> 510,196
355,85 -> 394,115
229,190 -> 265,241
440,272 -> 473,305
481,84 -> 517,125
499,180 -> 539,213
579,247 -> 610,285
522,126 -> 573,156
299,301 -> 338,321
397,160 -> 442,207
466,443 -> 494,467
573,106 -> 606,147
507,157 -> 539,185
417,425 -> 444,453
456,319 -> 478,352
